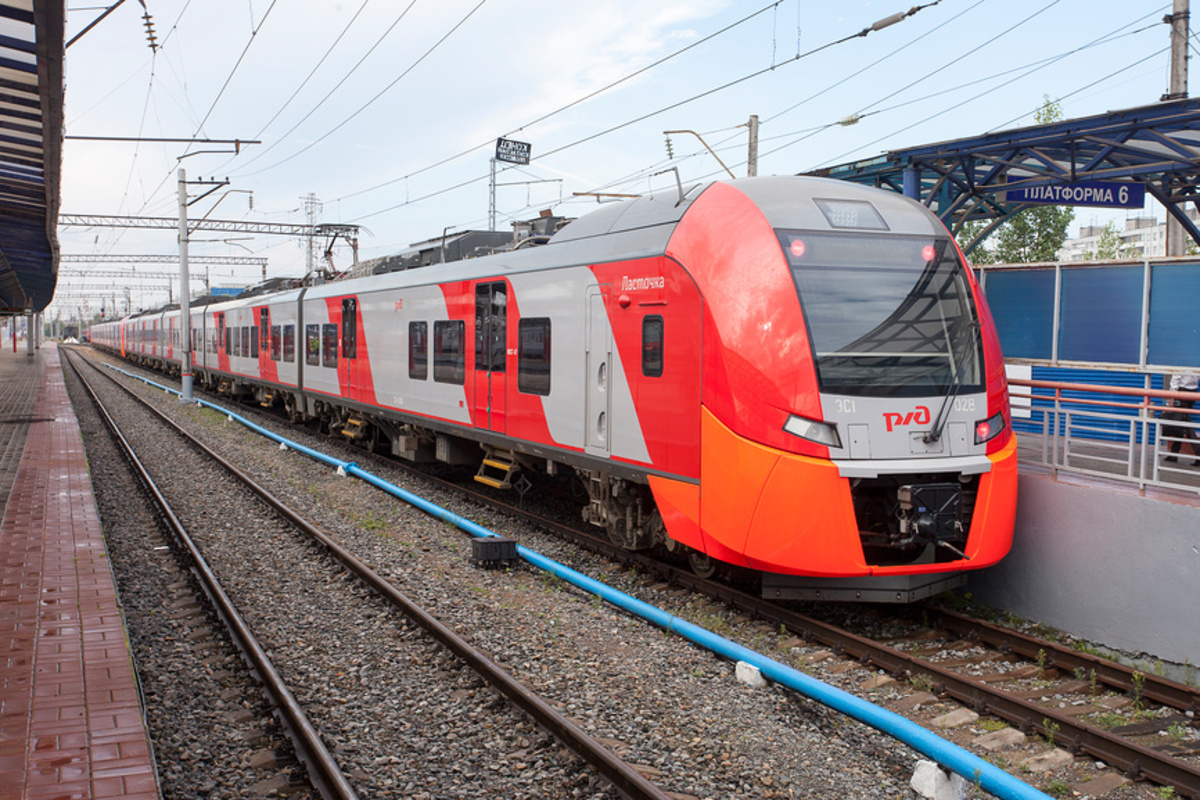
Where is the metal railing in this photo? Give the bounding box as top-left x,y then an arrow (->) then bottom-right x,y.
1008,377 -> 1200,494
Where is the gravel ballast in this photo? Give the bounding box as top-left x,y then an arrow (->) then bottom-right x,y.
68,350 -> 983,799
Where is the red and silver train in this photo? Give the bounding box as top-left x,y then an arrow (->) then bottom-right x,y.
90,176 -> 1017,601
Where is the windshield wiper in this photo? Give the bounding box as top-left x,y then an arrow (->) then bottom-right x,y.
923,318 -> 979,444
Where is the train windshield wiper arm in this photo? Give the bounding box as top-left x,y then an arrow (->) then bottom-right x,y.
923,319 -> 978,444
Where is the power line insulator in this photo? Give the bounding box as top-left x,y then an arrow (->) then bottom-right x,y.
142,12 -> 158,52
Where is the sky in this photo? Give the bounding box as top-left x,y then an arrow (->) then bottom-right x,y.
51,0 -> 1183,319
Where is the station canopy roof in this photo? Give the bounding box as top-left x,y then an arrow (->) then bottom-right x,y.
809,98 -> 1200,255
0,0 -> 63,315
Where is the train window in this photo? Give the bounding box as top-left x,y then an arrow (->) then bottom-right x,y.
433,320 -> 465,385
242,326 -> 250,357
779,231 -> 982,397
642,315 -> 664,377
283,325 -> 295,363
322,323 -> 338,368
233,327 -> 242,357
342,298 -> 357,359
270,326 -> 281,361
225,325 -> 232,356
305,324 -> 320,366
474,283 -> 507,373
517,318 -> 551,395
409,321 -> 428,380
251,325 -> 259,356
260,309 -> 270,353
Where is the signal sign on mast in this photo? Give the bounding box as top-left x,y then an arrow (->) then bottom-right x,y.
495,138 -> 531,165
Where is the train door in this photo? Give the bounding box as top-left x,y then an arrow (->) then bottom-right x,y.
340,297 -> 359,399
585,288 -> 610,457
472,281 -> 507,433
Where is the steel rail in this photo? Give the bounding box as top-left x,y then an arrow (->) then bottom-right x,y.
62,351 -> 359,800
923,606 -> 1200,715
78,348 -> 1200,797
371,472 -> 1200,797
75,350 -> 672,800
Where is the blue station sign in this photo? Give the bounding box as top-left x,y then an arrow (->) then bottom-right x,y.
1005,180 -> 1145,209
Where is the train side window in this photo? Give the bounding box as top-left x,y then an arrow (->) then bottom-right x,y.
342,298 -> 357,359
322,323 -> 338,368
242,326 -> 250,357
270,325 -> 281,361
305,324 -> 320,366
642,315 -> 664,377
283,325 -> 295,363
517,318 -> 551,396
260,309 -> 270,353
409,321 -> 428,380
251,325 -> 259,356
233,326 -> 242,357
433,320 -> 465,385
225,324 -> 233,356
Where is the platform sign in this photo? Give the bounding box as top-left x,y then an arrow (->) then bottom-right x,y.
1005,180 -> 1144,209
495,137 -> 531,165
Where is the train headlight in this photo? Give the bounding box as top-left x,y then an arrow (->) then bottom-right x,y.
783,414 -> 842,448
974,410 -> 1007,444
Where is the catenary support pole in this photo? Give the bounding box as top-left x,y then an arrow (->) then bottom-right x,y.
177,168 -> 193,402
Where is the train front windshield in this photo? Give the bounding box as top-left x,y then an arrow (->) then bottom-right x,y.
779,231 -> 983,398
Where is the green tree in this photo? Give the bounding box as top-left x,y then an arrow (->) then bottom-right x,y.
1083,220 -> 1123,260
978,97 -> 1076,264
954,219 -> 997,265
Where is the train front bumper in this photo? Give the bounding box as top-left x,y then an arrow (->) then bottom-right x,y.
650,408 -> 1018,578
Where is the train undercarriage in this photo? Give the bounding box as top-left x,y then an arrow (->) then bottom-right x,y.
190,370 -> 970,601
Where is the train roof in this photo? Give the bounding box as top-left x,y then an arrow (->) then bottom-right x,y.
101,176 -> 950,317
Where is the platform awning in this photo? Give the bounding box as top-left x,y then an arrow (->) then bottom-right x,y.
0,0 -> 63,315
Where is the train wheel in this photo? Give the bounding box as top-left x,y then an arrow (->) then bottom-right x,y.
687,548 -> 719,580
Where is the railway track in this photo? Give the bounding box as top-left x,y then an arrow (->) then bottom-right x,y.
435,478 -> 1200,798
445,491 -> 1200,798
65,348 -> 675,800
64,351 -> 349,799
77,346 -> 1200,798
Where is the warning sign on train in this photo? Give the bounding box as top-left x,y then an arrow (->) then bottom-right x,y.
1005,180 -> 1144,209
495,138 -> 532,165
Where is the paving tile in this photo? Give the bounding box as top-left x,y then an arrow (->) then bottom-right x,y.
0,346 -> 156,799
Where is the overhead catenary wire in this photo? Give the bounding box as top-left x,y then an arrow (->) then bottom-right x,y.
348,2 -> 944,224
222,0 -> 414,175
745,8 -> 1167,168
332,1 -> 788,204
235,0 -> 488,178
809,45 -> 1170,173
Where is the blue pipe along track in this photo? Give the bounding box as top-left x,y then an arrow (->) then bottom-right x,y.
107,363 -> 1053,800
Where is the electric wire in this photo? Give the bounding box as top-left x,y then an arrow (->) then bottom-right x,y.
331,1 -> 786,203
182,0 -> 278,153
223,0 -> 414,175
763,3 -> 1164,168
751,11 -> 1165,154
809,45 -> 1170,173
346,3 -> 943,223
235,0 -> 487,178
244,0 -> 376,146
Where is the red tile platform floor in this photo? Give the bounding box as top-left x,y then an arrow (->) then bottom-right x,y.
0,344 -> 158,800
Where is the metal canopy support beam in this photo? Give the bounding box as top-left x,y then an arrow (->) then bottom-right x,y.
811,98 -> 1200,250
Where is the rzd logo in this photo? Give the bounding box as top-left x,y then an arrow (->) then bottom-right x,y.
883,405 -> 930,432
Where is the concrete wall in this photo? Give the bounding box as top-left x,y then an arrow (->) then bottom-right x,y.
967,471 -> 1200,668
